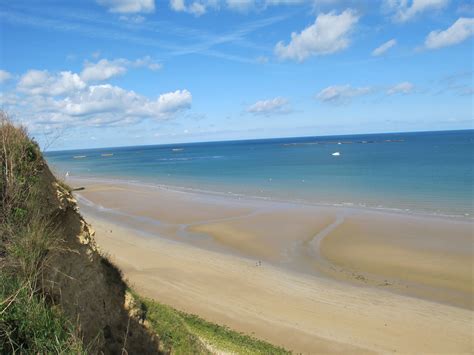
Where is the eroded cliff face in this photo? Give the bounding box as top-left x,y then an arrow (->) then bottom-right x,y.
38,165 -> 161,354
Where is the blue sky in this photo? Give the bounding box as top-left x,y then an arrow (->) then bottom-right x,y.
0,0 -> 473,150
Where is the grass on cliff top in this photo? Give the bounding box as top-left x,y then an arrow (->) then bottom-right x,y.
130,290 -> 290,355
0,113 -> 84,353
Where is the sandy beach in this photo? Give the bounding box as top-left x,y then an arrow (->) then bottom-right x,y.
72,178 -> 473,353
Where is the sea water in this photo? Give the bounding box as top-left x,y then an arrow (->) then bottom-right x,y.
45,130 -> 474,218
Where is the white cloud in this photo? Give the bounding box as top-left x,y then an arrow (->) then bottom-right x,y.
132,56 -> 163,70
8,65 -> 191,132
97,0 -> 155,13
18,70 -> 86,96
316,85 -> 371,103
56,85 -> 190,120
80,57 -> 162,82
0,70 -> 12,84
59,84 -> 140,117
170,0 -> 209,16
387,82 -> 414,94
150,89 -> 192,115
189,2 -> 207,15
247,97 -> 289,115
424,17 -> 474,49
170,0 -> 186,11
81,59 -> 128,82
372,38 -> 397,56
12,85 -> 191,130
275,9 -> 359,61
385,0 -> 449,22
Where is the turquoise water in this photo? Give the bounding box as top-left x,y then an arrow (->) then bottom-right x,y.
46,130 -> 474,218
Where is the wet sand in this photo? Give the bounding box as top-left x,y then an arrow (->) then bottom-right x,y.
72,178 -> 474,353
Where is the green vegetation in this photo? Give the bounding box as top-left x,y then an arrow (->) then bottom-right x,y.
130,290 -> 290,355
0,273 -> 84,353
0,113 -> 84,353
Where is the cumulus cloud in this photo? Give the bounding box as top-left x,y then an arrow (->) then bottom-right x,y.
7,66 -> 191,132
18,70 -> 86,96
372,39 -> 397,56
385,0 -> 449,22
247,97 -> 289,115
97,0 -> 155,13
80,57 -> 162,82
81,59 -> 128,82
151,89 -> 192,115
15,85 -> 191,130
387,82 -> 414,95
59,85 -> 139,117
58,85 -> 191,120
275,9 -> 359,62
424,17 -> 474,49
316,85 -> 371,103
0,70 -> 12,84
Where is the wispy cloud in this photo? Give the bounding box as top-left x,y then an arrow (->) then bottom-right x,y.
97,0 -> 155,14
385,0 -> 449,22
0,3 -> 286,64
372,39 -> 397,56
316,84 -> 371,103
436,71 -> 473,96
387,82 -> 414,95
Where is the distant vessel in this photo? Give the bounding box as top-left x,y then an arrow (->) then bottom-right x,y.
332,152 -> 341,156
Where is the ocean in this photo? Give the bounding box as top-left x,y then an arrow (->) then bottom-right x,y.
45,130 -> 474,218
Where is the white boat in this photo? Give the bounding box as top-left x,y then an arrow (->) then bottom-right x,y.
332,152 -> 341,156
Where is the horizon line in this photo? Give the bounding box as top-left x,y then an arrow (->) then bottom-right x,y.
44,127 -> 474,153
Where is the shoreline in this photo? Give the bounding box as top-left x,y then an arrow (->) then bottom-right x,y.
67,175 -> 473,222
65,176 -> 473,352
